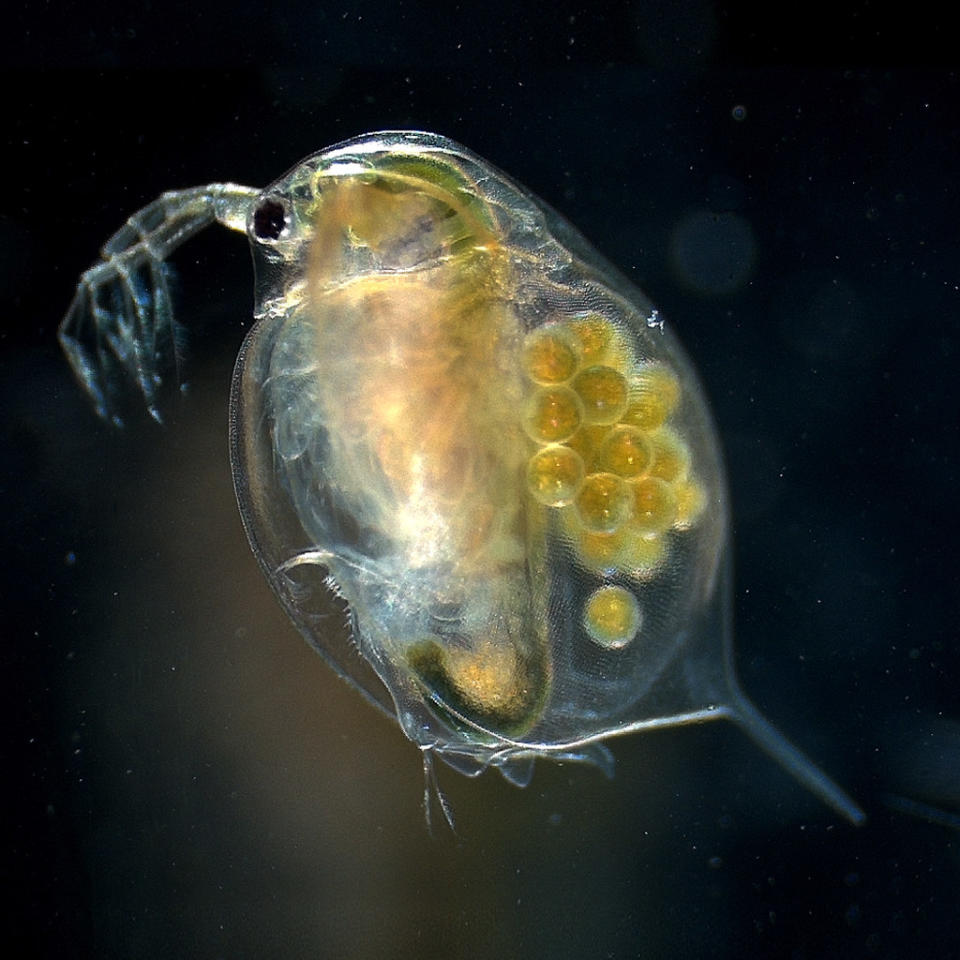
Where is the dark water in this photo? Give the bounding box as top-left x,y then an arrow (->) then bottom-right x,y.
5,4 -> 959,958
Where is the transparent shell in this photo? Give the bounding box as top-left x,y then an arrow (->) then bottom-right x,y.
60,131 -> 864,824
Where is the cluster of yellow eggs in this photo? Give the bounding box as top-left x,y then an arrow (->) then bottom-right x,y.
521,312 -> 706,648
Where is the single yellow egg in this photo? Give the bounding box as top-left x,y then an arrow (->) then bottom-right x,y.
527,445 -> 585,506
583,585 -> 642,649
572,365 -> 629,425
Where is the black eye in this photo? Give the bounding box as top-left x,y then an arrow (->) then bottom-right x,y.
253,198 -> 286,240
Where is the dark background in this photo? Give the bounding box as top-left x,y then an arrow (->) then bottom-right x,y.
4,2 -> 959,958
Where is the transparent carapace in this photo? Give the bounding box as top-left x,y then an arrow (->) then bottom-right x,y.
60,130 -> 864,825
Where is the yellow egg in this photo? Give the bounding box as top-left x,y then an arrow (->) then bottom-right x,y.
522,327 -> 579,384
583,585 -> 642,649
647,428 -> 690,483
569,313 -> 620,366
572,365 -> 628,425
527,445 -> 585,506
575,472 -> 632,533
523,386 -> 583,443
618,525 -> 667,579
631,476 -> 677,534
596,425 -> 654,479
622,364 -> 681,430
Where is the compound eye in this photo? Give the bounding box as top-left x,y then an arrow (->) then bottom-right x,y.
252,197 -> 287,241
